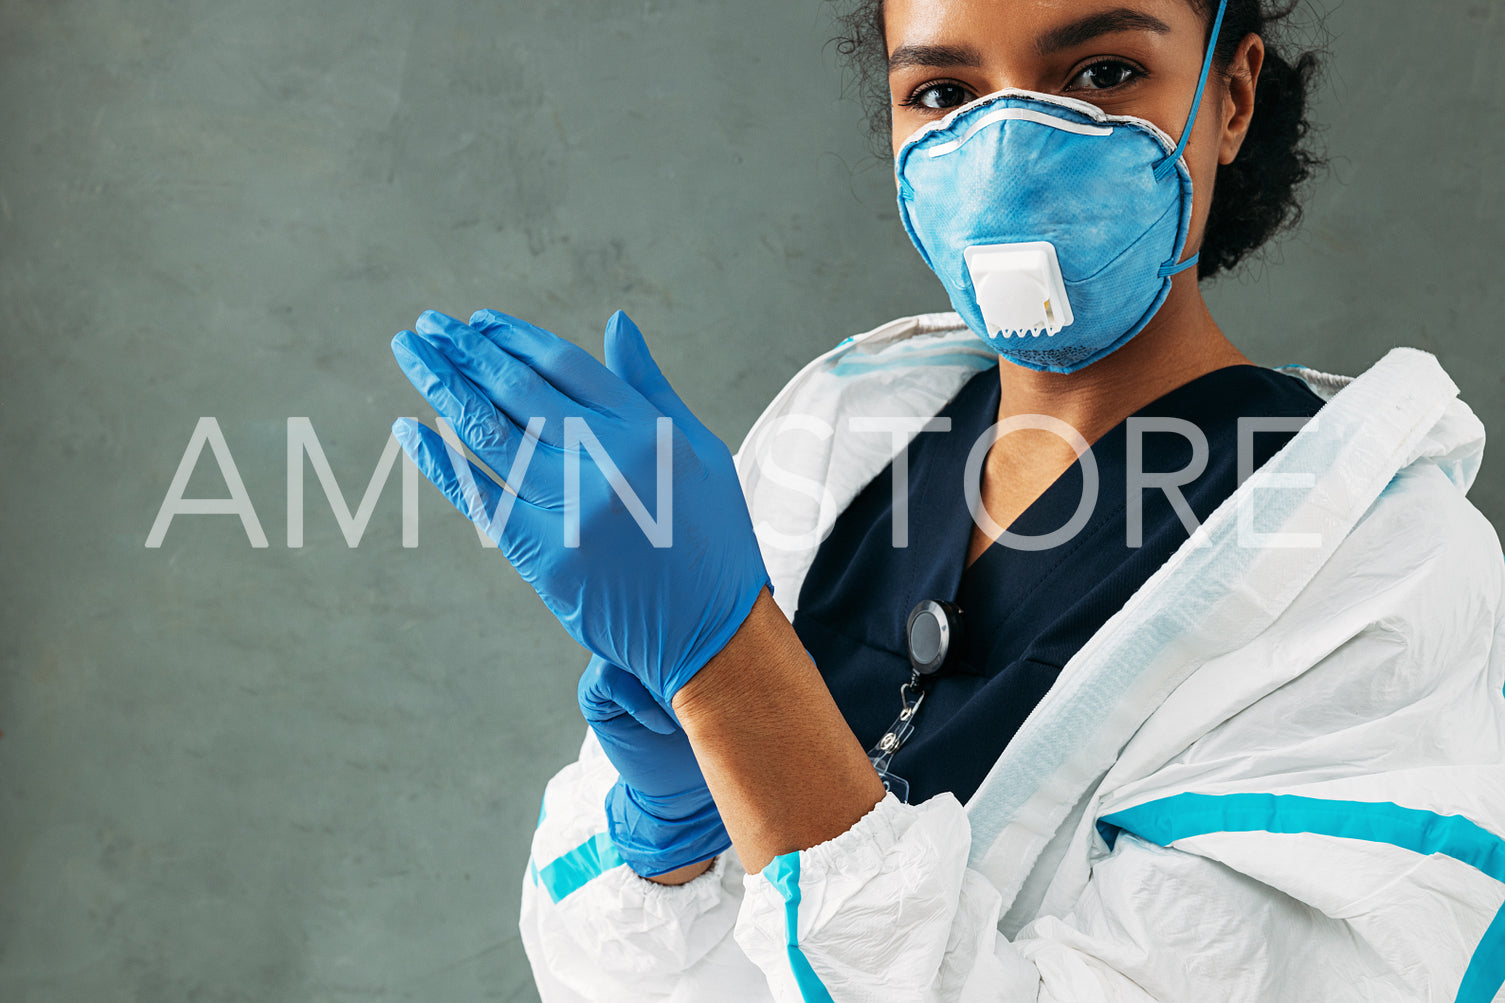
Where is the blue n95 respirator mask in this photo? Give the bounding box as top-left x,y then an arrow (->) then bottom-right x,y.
895,0 -> 1228,374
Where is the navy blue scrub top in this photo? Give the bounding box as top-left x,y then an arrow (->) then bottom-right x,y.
792,363 -> 1328,807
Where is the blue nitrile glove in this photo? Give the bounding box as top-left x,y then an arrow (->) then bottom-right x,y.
390,308 -> 769,705
578,655 -> 730,877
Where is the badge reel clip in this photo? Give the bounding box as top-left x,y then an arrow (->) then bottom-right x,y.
866,600 -> 962,803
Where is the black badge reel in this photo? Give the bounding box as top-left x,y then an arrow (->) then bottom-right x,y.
866,600 -> 963,803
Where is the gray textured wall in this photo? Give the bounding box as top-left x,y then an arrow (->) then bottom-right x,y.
2,1 -> 1501,1000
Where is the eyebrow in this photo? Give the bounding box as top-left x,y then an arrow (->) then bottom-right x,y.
1035,8 -> 1173,56
887,43 -> 983,73
887,8 -> 1173,74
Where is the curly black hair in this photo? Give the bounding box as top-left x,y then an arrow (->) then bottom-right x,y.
830,0 -> 1327,280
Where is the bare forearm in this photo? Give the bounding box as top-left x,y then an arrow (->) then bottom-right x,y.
671,589 -> 886,874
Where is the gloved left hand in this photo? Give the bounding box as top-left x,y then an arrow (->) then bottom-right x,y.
390,308 -> 769,705
579,656 -> 730,877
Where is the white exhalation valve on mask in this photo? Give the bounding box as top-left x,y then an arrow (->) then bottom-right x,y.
963,241 -> 1075,340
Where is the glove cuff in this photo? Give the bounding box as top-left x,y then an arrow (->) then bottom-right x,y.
604,779 -> 732,878
661,572 -> 773,703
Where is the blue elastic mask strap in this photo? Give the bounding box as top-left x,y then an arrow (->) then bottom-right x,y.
1153,0 -> 1229,182
1158,253 -> 1200,278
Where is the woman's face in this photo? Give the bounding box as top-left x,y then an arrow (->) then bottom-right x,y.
886,0 -> 1260,259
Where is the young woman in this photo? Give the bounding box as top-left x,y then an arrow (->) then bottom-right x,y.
391,0 -> 1505,998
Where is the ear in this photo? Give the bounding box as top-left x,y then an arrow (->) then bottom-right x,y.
1219,33 -> 1265,166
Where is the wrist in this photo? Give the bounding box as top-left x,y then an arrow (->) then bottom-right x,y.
641,856 -> 717,886
671,588 -> 803,726
660,573 -> 772,708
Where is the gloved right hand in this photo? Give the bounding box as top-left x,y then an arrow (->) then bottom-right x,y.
578,655 -> 730,878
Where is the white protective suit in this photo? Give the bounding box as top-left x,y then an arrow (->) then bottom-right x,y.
520,313 -> 1505,1002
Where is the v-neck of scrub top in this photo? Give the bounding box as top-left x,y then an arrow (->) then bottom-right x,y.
791,361 -> 1328,807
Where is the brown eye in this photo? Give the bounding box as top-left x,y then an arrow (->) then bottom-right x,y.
902,81 -> 974,111
1068,60 -> 1139,92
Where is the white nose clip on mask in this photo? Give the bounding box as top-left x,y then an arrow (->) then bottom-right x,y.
964,242 -> 1074,339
